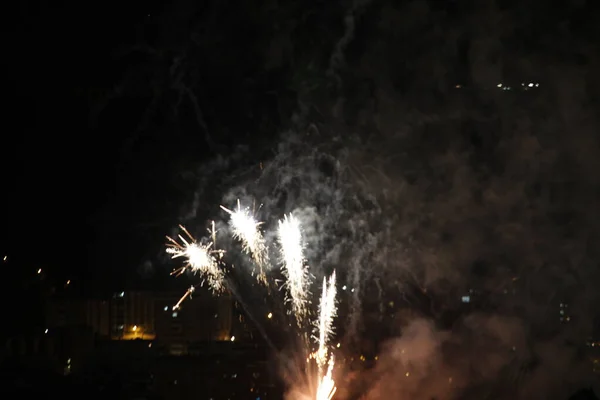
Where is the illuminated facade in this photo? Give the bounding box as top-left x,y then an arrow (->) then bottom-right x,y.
110,291 -> 156,340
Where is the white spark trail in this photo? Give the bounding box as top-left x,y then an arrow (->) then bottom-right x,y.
277,214 -> 311,322
316,357 -> 337,400
314,271 -> 337,371
220,200 -> 269,283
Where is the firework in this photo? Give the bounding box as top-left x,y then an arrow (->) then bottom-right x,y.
220,200 -> 269,283
173,286 -> 195,310
314,271 -> 337,371
277,214 -> 311,322
316,357 -> 337,400
166,224 -> 226,293
164,208 -> 339,400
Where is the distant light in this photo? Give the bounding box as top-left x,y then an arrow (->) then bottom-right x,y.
119,291 -> 125,297
164,306 -> 168,311
44,328 -> 48,334
342,285 -> 347,291
497,83 -> 503,87
351,288 -> 355,293
528,83 -> 534,87
172,312 -> 178,318
66,280 -> 71,285
336,343 -> 341,348
132,325 -> 138,331
535,83 -> 540,87
37,268 -> 42,274
2,255 -> 6,261
405,372 -> 410,377
461,295 -> 470,303
230,336 -> 236,342
267,312 -> 272,319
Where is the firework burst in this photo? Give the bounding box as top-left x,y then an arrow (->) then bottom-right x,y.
220,200 -> 269,284
166,223 -> 226,294
165,208 -> 338,400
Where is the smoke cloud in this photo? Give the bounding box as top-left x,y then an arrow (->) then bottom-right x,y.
173,0 -> 600,398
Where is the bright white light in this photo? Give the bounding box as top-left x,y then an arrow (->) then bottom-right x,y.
220,200 -> 269,283
166,225 -> 225,293
277,214 -> 311,321
316,357 -> 337,400
314,271 -> 337,370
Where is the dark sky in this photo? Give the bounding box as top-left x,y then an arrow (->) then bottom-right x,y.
1,0 -> 599,284
2,0 -> 288,288
2,1 -> 180,285
2,0 -> 599,280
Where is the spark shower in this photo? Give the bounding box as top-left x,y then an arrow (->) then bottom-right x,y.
166,200 -> 338,400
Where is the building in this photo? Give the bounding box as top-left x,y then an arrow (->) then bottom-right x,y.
110,291 -> 155,340
46,297 -> 110,337
85,299 -> 110,337
154,290 -> 233,355
45,288 -> 238,351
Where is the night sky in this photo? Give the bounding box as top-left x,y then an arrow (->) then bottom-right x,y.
3,0 -> 600,397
